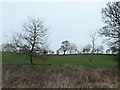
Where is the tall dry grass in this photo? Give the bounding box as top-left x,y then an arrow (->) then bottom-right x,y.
2,64 -> 118,88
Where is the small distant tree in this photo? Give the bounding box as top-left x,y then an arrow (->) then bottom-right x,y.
69,43 -> 78,54
85,44 -> 92,54
56,49 -> 60,55
96,45 -> 104,54
48,50 -> 54,55
82,48 -> 86,54
106,49 -> 111,54
82,47 -> 89,54
60,40 -> 71,55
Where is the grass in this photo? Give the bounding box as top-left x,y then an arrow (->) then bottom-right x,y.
2,52 -> 118,69
2,64 -> 118,88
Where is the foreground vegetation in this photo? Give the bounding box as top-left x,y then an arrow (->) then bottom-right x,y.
2,64 -> 118,88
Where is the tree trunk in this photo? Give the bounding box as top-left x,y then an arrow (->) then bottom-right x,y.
30,44 -> 34,65
89,40 -> 94,67
118,48 -> 120,68
89,53 -> 93,67
70,50 -> 72,54
117,37 -> 120,88
118,53 -> 120,88
118,38 -> 120,69
63,51 -> 65,55
30,54 -> 33,65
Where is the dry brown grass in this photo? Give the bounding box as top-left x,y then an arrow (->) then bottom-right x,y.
2,64 -> 118,88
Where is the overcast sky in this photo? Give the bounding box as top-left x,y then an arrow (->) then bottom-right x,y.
1,1 -> 110,51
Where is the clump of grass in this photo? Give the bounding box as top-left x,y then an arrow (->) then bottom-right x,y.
2,64 -> 118,88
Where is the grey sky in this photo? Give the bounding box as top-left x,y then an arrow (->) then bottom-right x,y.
2,2 -> 107,51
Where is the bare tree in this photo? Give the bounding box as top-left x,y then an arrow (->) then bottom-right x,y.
89,30 -> 98,65
12,17 -> 48,65
24,17 -> 48,64
99,2 -> 120,63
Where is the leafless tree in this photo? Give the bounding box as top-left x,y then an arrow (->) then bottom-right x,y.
23,17 -> 48,64
99,2 -> 120,64
89,30 -> 99,66
11,17 -> 48,65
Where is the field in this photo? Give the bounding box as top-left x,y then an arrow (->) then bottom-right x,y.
2,52 -> 119,88
2,52 -> 117,68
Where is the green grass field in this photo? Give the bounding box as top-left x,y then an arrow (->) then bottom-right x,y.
2,52 -> 118,68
